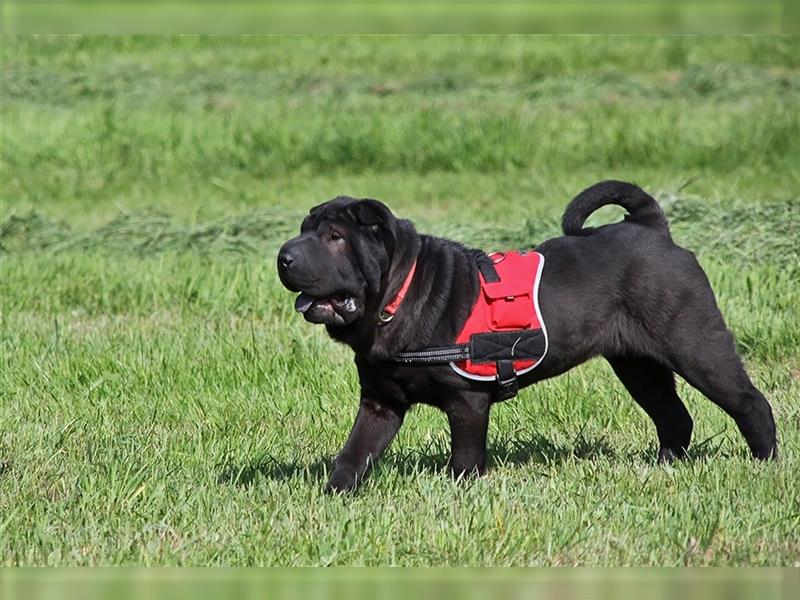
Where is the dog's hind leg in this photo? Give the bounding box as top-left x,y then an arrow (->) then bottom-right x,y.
668,331 -> 777,460
607,356 -> 693,463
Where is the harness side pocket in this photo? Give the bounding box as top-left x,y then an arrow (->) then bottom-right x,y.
482,279 -> 534,330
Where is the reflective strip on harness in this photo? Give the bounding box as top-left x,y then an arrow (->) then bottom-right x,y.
393,344 -> 470,364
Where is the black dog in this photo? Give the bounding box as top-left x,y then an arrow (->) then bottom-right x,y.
277,181 -> 777,492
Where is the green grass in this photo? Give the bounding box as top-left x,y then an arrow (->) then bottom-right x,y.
1,35 -> 799,566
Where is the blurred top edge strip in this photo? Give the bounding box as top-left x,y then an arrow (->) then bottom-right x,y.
0,1 -> 796,35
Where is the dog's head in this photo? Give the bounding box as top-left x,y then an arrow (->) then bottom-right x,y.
277,196 -> 415,328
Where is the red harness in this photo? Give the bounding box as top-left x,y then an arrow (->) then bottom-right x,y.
450,250 -> 547,380
386,249 -> 548,399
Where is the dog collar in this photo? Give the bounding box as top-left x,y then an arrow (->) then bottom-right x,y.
379,260 -> 417,324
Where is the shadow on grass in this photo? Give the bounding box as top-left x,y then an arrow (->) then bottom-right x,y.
383,432 -> 618,476
490,432 -> 618,467
219,431 -> 756,488
219,428 -> 754,488
218,457 -> 330,487
218,433 -> 621,487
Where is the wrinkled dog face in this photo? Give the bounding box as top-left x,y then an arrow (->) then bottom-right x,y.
277,197 -> 395,327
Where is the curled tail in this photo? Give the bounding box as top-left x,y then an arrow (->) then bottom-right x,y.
562,180 -> 668,236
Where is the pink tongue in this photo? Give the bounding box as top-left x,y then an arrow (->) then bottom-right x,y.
294,293 -> 315,313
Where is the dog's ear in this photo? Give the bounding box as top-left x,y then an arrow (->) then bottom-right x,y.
308,200 -> 332,216
301,199 -> 334,231
352,199 -> 395,233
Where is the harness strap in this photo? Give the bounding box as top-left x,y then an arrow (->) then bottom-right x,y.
472,250 -> 500,282
391,344 -> 520,400
393,344 -> 470,364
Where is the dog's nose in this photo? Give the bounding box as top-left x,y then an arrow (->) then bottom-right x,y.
278,250 -> 294,270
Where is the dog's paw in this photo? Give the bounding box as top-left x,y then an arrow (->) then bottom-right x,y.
657,446 -> 688,464
324,468 -> 359,494
448,462 -> 485,481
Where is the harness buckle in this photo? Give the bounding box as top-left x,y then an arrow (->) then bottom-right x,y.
495,359 -> 519,400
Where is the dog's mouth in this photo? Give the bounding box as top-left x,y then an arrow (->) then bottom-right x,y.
294,291 -> 360,325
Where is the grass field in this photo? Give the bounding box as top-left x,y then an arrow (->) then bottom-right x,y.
1,35 -> 799,566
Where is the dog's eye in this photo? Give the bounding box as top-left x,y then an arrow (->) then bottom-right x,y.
330,230 -> 343,241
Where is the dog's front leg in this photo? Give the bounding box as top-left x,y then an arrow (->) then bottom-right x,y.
446,394 -> 490,479
326,398 -> 405,493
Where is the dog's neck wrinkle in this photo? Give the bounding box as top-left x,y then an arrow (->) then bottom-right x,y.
367,234 -> 480,360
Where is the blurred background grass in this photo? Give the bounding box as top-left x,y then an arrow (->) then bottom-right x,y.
4,36 -> 798,227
